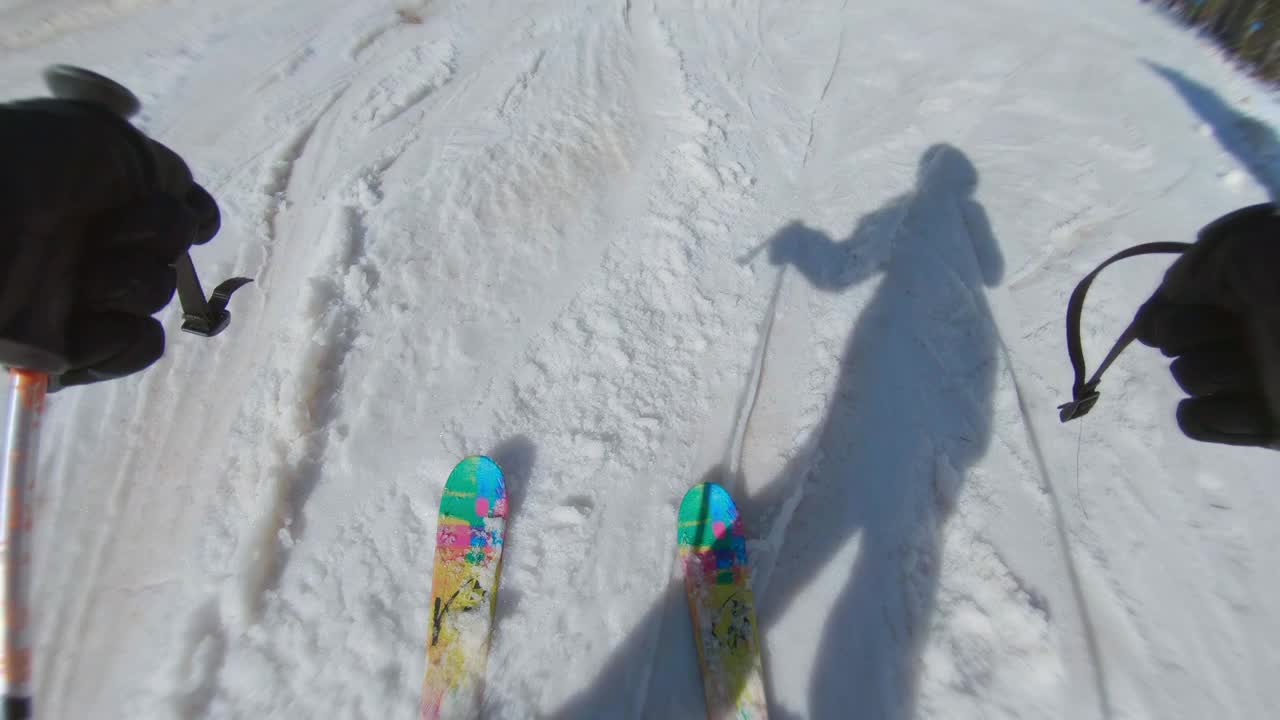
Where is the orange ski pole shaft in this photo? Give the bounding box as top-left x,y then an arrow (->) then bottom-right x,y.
0,369 -> 46,720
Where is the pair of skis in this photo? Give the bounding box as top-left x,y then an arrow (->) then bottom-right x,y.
419,457 -> 767,719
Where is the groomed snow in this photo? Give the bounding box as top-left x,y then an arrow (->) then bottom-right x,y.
2,0 -> 1278,717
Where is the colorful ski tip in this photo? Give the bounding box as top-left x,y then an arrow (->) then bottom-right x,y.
678,482 -> 768,720
421,456 -> 508,720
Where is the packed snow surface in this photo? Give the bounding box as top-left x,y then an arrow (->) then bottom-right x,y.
2,0 -> 1279,717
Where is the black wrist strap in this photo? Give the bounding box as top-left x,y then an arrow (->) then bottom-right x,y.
174,254 -> 252,337
1059,242 -> 1193,422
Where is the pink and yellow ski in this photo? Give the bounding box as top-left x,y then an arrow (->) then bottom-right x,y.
678,482 -> 768,719
420,456 -> 507,720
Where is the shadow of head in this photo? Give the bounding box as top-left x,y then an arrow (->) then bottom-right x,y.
922,142 -> 978,195
925,143 -> 1004,287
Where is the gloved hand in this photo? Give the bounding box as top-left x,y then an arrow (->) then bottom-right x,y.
1135,203 -> 1280,448
0,97 -> 220,388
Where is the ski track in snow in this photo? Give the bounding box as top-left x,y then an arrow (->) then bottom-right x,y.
4,0 -> 1280,718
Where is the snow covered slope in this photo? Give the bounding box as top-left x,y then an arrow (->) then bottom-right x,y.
2,0 -> 1279,717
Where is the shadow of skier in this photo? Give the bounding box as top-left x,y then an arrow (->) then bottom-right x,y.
743,143 -> 1004,719
550,144 -> 1003,718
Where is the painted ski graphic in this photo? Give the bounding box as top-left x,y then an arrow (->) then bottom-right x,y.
678,482 -> 768,720
421,456 -> 507,720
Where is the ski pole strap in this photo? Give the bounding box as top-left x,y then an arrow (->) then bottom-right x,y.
1059,241 -> 1193,422
173,254 -> 252,338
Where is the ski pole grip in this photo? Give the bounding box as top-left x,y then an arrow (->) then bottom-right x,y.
0,339 -> 69,376
0,237 -> 76,373
0,66 -> 145,373
4,697 -> 31,720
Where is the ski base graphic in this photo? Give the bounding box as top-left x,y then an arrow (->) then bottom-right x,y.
678,482 -> 768,720
421,456 -> 507,720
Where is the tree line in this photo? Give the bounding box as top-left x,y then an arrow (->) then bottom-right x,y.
1151,1 -> 1280,80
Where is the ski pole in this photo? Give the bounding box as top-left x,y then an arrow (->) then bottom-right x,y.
0,370 -> 44,720
0,65 -> 252,719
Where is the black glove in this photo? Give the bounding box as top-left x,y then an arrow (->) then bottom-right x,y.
0,98 -> 220,388
1134,203 -> 1280,448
